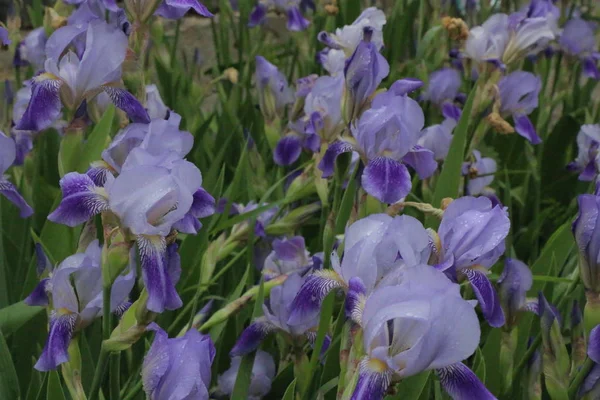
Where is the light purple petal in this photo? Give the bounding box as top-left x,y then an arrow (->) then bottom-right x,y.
48,172 -> 109,227
464,268 -> 505,327
437,362 -> 496,400
230,318 -> 275,357
0,27 -> 10,46
287,271 -> 344,326
402,146 -> 438,179
162,0 -> 213,17
387,78 -> 423,96
318,140 -> 355,178
361,157 -> 411,204
45,25 -> 87,63
137,235 -> 182,313
274,135 -> 303,166
286,7 -> 309,31
102,86 -> 151,123
498,258 -> 533,322
513,113 -> 541,144
15,76 -> 62,132
0,179 -> 34,217
588,325 -> 600,363
34,313 -> 78,371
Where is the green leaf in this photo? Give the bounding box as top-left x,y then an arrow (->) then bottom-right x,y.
282,379 -> 296,400
0,301 -> 44,337
77,105 -> 115,172
426,80 -> 477,228
46,371 -> 66,400
473,348 -> 486,383
481,327 -> 502,394
0,330 -> 20,400
58,133 -> 84,178
392,371 -> 431,399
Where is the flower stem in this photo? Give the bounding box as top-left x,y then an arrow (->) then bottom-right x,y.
110,353 -> 121,400
170,19 -> 182,68
89,286 -> 113,399
88,345 -> 109,400
568,357 -> 594,399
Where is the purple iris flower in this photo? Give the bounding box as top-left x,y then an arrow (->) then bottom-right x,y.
559,18 -> 600,79
569,124 -> 600,181
262,236 -> 316,279
25,240 -> 135,370
464,12 -> 555,68
498,258 -> 539,327
573,194 -> 600,292
525,0 -> 559,20
0,26 -> 10,46
154,0 -> 213,20
498,71 -> 542,144
462,150 -> 497,195
287,214 -> 432,327
303,75 -> 344,142
318,7 -> 386,75
352,265 -> 493,400
249,0 -> 309,32
0,131 -> 33,218
255,56 -> 294,122
230,272 -> 323,357
142,324 -> 215,399
63,0 -> 120,11
418,119 -> 456,162
434,196 -> 510,327
16,21 -> 149,133
320,79 -> 434,204
15,28 -> 47,71
343,27 -> 390,123
222,201 -> 279,238
273,121 -> 320,166
421,68 -> 463,120
218,350 -> 275,400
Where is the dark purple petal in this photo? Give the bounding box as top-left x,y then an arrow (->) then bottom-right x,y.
230,319 -> 275,357
35,243 -> 52,275
345,277 -> 366,323
190,188 -> 215,218
303,133 -> 321,153
173,214 -> 202,234
498,258 -> 532,324
514,113 -> 541,144
0,179 -> 34,217
318,140 -> 355,178
102,86 -> 150,124
162,0 -> 213,17
274,135 -> 303,166
0,27 -> 10,46
350,359 -> 392,400
583,57 -> 600,80
24,278 -> 50,306
402,146 -> 438,179
442,102 -> 462,121
388,78 -> 423,96
48,172 -> 109,227
137,235 -> 182,313
34,313 -> 78,371
86,163 -> 112,187
588,325 -> 600,363
15,76 -> 62,132
287,271 -> 343,326
437,362 -> 496,400
248,3 -> 267,27
286,7 -> 309,31
464,268 -> 505,327
361,157 -> 411,204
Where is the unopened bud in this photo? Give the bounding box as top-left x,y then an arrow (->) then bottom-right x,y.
224,67 -> 238,84
102,240 -> 132,287
442,16 -> 469,41
266,203 -> 321,236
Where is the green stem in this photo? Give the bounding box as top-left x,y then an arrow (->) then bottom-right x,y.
88,345 -> 109,400
568,357 -> 594,399
122,380 -> 143,400
170,19 -> 182,68
110,353 -> 120,400
103,286 -> 112,340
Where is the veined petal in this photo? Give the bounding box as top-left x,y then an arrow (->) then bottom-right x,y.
318,140 -> 355,178
437,362 -> 496,400
588,325 -> 600,363
362,157 -> 411,204
102,86 -> 150,123
34,313 -> 78,371
229,318 -> 276,357
346,276 -> 366,324
350,358 -> 392,400
287,269 -> 344,326
15,75 -> 62,132
402,146 -> 438,179
86,161 -> 113,187
137,235 -> 182,313
24,278 -> 50,306
274,135 -> 303,166
513,113 -> 541,144
464,268 -> 505,327
0,179 -> 34,217
48,172 -> 109,227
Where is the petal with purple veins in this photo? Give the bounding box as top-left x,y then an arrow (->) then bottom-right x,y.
287,269 -> 344,326
361,157 -> 411,204
437,362 -> 496,400
0,179 -> 34,217
229,318 -> 276,357
274,135 -> 303,166
318,140 -> 355,178
15,75 -> 62,132
102,86 -> 150,124
34,313 -> 78,371
48,172 -> 109,227
350,358 -> 392,400
464,268 -> 505,328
